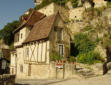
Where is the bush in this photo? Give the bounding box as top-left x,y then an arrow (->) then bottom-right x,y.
70,0 -> 78,8
35,0 -> 67,10
69,56 -> 76,62
77,51 -> 103,65
107,1 -> 111,7
74,33 -> 95,54
84,25 -> 93,31
50,52 -> 62,61
0,52 -> 3,58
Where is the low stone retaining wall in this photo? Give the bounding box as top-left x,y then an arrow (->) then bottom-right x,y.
49,62 -> 76,79
0,74 -> 15,85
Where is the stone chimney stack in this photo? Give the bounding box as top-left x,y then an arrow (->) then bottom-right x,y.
34,0 -> 43,6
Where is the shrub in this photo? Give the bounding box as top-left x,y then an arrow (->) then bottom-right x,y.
74,33 -> 95,54
35,0 -> 67,10
0,52 -> 3,58
84,25 -> 93,31
77,51 -> 103,65
107,1 -> 111,7
70,0 -> 78,8
69,56 -> 76,62
50,52 -> 62,61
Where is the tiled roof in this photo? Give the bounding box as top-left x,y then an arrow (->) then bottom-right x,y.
13,10 -> 45,33
23,12 -> 58,44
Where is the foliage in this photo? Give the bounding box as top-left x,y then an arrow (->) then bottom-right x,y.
9,43 -> 15,50
93,8 -> 102,16
73,33 -> 104,65
0,20 -> 21,45
69,56 -> 76,62
84,25 -> 93,31
74,33 -> 95,54
35,0 -> 67,10
70,0 -> 78,8
77,51 -> 103,64
95,37 -> 101,43
107,1 -> 111,7
102,38 -> 111,48
0,52 -> 3,58
50,52 -> 62,61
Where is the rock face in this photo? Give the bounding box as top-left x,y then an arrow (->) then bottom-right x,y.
93,0 -> 107,8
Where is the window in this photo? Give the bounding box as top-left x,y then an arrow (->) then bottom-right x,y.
21,33 -> 23,39
2,60 -> 6,70
17,34 -> 19,42
57,29 -> 62,42
20,65 -> 23,73
59,44 -> 64,57
26,48 -> 29,57
14,33 -> 19,42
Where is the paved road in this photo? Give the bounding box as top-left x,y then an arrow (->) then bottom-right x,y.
15,79 -> 64,85
15,71 -> 111,85
49,72 -> 111,85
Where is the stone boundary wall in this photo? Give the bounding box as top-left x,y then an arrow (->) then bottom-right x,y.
0,74 -> 15,85
49,62 -> 76,79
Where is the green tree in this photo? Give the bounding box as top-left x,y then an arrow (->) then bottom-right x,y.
0,20 -> 21,45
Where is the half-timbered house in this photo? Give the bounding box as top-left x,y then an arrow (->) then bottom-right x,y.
10,10 -> 70,79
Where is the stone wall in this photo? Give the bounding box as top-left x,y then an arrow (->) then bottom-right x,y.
0,74 -> 15,85
49,62 -> 76,79
38,3 -> 69,20
15,62 -> 76,79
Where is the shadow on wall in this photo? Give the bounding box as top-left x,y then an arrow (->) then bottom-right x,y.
15,83 -> 29,85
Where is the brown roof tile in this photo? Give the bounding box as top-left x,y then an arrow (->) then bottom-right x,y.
13,10 -> 45,33
23,12 -> 58,44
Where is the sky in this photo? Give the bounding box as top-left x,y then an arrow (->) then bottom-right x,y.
0,0 -> 34,29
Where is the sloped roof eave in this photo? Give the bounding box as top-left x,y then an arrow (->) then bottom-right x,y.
13,11 -> 45,33
23,12 -> 59,44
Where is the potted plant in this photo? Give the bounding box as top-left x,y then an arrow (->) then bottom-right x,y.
70,56 -> 76,64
